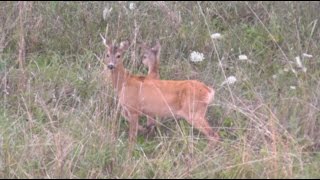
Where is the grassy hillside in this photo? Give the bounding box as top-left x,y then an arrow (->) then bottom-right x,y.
0,1 -> 320,178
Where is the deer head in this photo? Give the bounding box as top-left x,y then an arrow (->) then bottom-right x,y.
141,41 -> 161,68
100,34 -> 130,70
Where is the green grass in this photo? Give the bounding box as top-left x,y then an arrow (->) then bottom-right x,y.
1,1 -> 320,178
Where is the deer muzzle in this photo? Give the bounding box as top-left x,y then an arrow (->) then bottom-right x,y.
107,63 -> 115,70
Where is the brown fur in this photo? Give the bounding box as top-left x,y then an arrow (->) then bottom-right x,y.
140,41 -> 162,130
141,41 -> 161,80
104,40 -> 219,147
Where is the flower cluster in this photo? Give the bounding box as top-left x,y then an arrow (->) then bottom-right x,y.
190,51 -> 205,62
221,76 -> 237,86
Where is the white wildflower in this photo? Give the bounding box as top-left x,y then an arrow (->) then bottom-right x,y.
190,51 -> 204,62
129,2 -> 136,10
272,74 -> 277,79
211,33 -> 222,40
290,86 -> 296,90
302,53 -> 313,58
221,76 -> 237,86
103,7 -> 113,20
239,55 -> 248,60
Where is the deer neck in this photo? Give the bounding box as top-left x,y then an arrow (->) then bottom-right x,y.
110,63 -> 128,93
148,63 -> 160,79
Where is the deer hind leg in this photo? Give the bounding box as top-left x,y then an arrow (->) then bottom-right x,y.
192,117 -> 220,142
179,103 -> 220,142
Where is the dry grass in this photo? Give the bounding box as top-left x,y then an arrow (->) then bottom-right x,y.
0,1 -> 320,178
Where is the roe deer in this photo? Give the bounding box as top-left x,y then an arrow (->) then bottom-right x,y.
101,37 -> 219,147
140,41 -> 162,132
141,41 -> 161,79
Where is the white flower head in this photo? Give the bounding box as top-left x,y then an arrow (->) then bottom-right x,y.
211,33 -> 222,40
302,53 -> 313,58
221,76 -> 237,86
190,51 -> 204,62
239,55 -> 248,61
103,7 -> 113,20
272,74 -> 277,79
290,86 -> 296,90
129,2 -> 136,10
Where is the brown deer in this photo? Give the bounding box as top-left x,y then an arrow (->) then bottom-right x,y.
141,41 -> 161,79
101,36 -> 220,147
140,41 -> 161,133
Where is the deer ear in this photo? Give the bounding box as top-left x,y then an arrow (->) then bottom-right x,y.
119,40 -> 130,51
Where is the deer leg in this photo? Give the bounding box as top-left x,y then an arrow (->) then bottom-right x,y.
178,103 -> 220,143
194,103 -> 220,142
128,113 -> 139,152
122,109 -> 146,132
192,117 -> 220,142
146,116 -> 156,134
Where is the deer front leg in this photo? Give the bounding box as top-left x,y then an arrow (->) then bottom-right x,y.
122,109 -> 146,132
128,113 -> 139,152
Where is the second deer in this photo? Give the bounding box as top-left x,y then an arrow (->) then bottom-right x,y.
140,41 -> 161,133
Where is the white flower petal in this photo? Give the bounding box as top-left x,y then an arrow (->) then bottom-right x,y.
227,76 -> 237,84
211,33 -> 222,39
221,76 -> 237,86
239,55 -> 248,60
190,51 -> 204,62
129,2 -> 136,10
290,86 -> 296,90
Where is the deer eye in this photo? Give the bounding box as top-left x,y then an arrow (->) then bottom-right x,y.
116,54 -> 121,59
106,54 -> 110,58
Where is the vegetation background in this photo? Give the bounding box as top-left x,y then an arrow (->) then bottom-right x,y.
0,1 -> 319,178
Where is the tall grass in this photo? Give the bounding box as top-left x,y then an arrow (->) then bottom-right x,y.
0,1 -> 320,178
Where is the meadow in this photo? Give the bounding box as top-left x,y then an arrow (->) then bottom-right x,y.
0,1 -> 319,178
